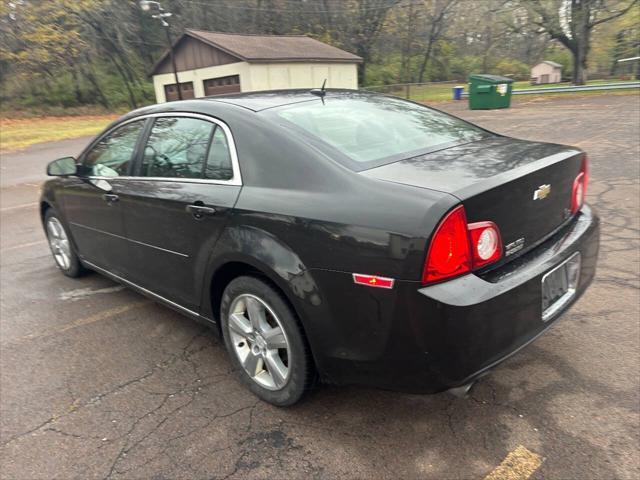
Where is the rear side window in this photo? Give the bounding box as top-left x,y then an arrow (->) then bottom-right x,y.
141,117 -> 213,179
266,95 -> 489,170
139,117 -> 234,181
205,127 -> 233,180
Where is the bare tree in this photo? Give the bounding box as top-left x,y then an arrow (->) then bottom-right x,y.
416,0 -> 458,83
398,1 -> 418,82
526,0 -> 638,84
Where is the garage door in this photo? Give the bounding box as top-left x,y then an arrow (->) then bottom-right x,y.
164,82 -> 195,102
204,75 -> 241,96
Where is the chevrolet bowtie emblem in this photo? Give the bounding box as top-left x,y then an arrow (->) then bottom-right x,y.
533,184 -> 551,200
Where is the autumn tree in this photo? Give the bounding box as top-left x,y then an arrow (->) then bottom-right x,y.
1,0 -> 636,111
348,0 -> 401,84
0,1 -> 90,103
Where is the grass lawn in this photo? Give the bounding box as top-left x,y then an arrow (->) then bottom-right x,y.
0,115 -> 118,153
378,79 -> 639,103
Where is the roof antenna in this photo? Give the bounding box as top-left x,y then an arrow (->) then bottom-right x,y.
310,79 -> 327,104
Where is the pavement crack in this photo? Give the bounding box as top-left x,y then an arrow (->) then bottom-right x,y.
43,427 -> 104,441
0,417 -> 57,447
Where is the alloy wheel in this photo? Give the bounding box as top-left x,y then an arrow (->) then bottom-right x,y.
227,294 -> 291,391
46,217 -> 71,271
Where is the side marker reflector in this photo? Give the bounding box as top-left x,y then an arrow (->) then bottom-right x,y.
352,273 -> 394,289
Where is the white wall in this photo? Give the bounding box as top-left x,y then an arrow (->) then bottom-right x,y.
246,63 -> 357,91
153,62 -> 358,103
531,63 -> 562,84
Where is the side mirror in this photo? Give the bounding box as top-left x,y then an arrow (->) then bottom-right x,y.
47,157 -> 77,176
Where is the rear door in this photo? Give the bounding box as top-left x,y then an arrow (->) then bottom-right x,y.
60,119 -> 147,274
117,113 -> 242,311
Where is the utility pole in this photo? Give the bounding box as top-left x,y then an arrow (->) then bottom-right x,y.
140,0 -> 182,100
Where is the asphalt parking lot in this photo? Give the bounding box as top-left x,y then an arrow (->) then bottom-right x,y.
1,94 -> 638,479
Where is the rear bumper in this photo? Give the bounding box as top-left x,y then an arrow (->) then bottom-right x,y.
307,205 -> 599,392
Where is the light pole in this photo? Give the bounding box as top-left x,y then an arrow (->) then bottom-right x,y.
140,0 -> 182,100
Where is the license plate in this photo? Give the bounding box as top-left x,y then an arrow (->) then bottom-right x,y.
541,252 -> 581,322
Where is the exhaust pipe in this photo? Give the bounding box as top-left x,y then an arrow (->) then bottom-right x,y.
447,381 -> 476,398
447,370 -> 492,398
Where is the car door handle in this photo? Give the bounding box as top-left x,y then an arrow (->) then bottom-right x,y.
186,204 -> 216,219
102,193 -> 119,204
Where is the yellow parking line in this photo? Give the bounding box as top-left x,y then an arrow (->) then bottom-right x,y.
0,202 -> 38,212
484,445 -> 543,480
1,240 -> 47,252
7,301 -> 150,345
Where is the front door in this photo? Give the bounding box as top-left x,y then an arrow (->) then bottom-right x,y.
118,114 -> 241,311
60,119 -> 147,274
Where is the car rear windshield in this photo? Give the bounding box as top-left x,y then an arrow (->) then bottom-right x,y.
266,95 -> 491,170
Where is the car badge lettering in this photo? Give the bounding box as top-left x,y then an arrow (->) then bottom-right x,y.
505,237 -> 525,256
352,274 -> 394,289
533,184 -> 551,200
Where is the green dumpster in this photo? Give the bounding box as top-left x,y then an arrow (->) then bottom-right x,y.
468,74 -> 514,110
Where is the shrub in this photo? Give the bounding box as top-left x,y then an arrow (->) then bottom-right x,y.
494,58 -> 530,80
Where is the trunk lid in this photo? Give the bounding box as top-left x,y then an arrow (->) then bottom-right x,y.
361,137 -> 584,260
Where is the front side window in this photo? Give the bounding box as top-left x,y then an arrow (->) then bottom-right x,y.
83,120 -> 145,176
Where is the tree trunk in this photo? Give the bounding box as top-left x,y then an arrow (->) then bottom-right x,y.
417,39 -> 434,84
321,0 -> 334,32
418,20 -> 443,85
66,58 -> 84,105
572,51 -> 588,85
106,52 -> 138,109
573,25 -> 590,85
399,3 -> 416,83
416,0 -> 456,83
358,61 -> 367,86
82,54 -> 109,108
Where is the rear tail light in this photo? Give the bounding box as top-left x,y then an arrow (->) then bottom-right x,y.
468,221 -> 502,268
422,205 -> 472,284
571,155 -> 589,214
422,205 -> 503,284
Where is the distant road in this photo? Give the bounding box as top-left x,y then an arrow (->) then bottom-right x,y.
0,136 -> 92,190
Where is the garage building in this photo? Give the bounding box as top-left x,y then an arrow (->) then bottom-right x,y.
530,60 -> 563,84
151,29 -> 362,102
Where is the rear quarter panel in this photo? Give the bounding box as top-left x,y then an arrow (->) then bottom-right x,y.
219,108 -> 458,281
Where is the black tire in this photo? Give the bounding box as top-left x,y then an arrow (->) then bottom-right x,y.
44,209 -> 85,278
220,275 -> 315,406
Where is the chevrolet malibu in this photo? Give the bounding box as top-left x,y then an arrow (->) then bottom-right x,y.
41,90 -> 599,405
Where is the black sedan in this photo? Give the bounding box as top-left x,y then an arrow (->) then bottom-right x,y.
41,90 -> 599,405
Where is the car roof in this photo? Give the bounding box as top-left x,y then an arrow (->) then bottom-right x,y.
120,90 -> 385,122
203,88 -> 369,112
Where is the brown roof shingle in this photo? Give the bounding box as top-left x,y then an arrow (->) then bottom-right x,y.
185,29 -> 362,63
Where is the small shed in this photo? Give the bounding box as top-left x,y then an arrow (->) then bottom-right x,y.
151,30 -> 362,102
531,61 -> 563,84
